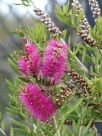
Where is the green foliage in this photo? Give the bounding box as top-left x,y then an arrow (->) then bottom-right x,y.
8,57 -> 19,74
68,42 -> 102,121
90,17 -> 102,47
55,3 -> 83,29
12,25 -> 24,38
72,43 -> 102,75
66,120 -> 95,136
25,24 -> 47,53
12,23 -> 47,55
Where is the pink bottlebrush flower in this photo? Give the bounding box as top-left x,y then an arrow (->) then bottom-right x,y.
19,83 -> 56,122
28,49 -> 41,77
18,42 -> 41,77
41,39 -> 68,84
18,57 -> 30,77
23,42 -> 37,55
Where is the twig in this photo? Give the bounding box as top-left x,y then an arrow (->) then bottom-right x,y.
0,128 -> 6,136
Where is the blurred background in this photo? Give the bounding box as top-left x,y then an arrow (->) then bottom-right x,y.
0,0 -> 102,135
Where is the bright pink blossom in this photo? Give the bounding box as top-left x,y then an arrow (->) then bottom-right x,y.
18,42 -> 40,77
23,42 -> 36,54
28,48 -> 41,77
19,83 -> 56,122
18,57 -> 30,77
41,39 -> 68,84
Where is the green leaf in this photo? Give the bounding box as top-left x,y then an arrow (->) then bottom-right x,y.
68,11 -> 74,26
6,80 -> 15,92
55,5 -> 72,26
36,120 -> 41,136
8,58 -> 19,74
82,48 -> 86,63
14,128 -> 28,135
11,31 -> 24,38
65,98 -> 83,117
42,127 -> 53,136
11,25 -> 24,38
1,121 -> 5,132
73,121 -> 80,135
25,24 -> 47,53
10,119 -> 28,128
61,29 -> 67,40
81,120 -> 93,136
63,2 -> 69,15
10,127 -> 14,136
76,11 -> 83,27
68,36 -> 71,46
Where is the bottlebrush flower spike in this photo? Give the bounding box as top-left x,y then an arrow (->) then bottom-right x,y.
18,57 -> 30,77
41,39 -> 68,84
19,83 -> 56,122
18,41 -> 41,77
25,42 -> 41,77
28,51 -> 41,77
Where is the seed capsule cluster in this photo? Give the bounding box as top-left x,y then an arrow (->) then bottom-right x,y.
72,0 -> 90,30
67,69 -> 90,95
88,0 -> 101,20
55,87 -> 71,107
33,8 -> 61,37
77,30 -> 96,47
72,0 -> 96,47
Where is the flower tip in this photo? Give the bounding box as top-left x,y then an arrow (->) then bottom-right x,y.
23,42 -> 36,54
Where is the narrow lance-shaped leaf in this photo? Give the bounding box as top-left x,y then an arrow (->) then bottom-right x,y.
10,127 -> 14,136
65,98 -> 83,118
